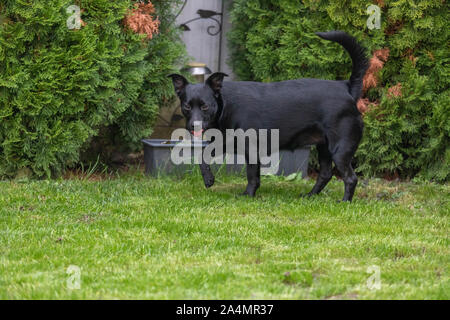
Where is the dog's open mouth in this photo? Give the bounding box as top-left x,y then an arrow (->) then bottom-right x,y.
191,129 -> 204,137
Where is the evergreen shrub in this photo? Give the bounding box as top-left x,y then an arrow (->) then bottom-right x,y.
228,0 -> 449,181
0,0 -> 185,178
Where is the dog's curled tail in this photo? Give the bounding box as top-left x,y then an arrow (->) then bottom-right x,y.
316,31 -> 369,101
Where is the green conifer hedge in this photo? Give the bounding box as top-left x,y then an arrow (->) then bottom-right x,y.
0,0 -> 185,178
228,0 -> 449,181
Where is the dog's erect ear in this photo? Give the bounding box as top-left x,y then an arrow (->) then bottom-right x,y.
206,72 -> 228,96
168,74 -> 189,97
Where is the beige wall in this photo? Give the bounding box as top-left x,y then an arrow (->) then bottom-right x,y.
175,0 -> 235,79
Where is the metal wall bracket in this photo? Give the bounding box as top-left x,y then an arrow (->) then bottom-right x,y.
176,1 -> 222,36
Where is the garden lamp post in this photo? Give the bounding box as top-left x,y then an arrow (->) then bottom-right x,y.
182,62 -> 212,83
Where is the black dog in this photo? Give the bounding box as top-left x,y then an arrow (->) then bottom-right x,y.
169,31 -> 368,202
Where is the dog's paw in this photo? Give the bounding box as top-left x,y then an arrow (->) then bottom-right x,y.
203,176 -> 215,188
299,192 -> 313,198
240,190 -> 255,197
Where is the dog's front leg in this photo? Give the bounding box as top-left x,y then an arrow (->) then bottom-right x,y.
242,163 -> 260,197
199,162 -> 215,188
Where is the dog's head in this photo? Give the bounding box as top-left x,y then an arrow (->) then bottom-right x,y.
168,72 -> 228,137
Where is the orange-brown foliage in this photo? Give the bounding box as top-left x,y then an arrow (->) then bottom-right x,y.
375,0 -> 385,7
357,48 -> 389,114
387,83 -> 402,98
357,98 -> 379,114
362,48 -> 390,93
123,2 -> 160,39
385,20 -> 404,36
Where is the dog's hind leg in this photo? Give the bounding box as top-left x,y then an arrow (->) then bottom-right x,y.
333,153 -> 358,202
304,143 -> 333,197
330,117 -> 363,202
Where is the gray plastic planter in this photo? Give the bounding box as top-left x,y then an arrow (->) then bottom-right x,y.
142,139 -> 309,177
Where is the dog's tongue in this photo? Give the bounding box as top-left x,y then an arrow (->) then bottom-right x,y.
192,129 -> 204,137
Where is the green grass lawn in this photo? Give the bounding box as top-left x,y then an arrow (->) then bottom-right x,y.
0,167 -> 448,299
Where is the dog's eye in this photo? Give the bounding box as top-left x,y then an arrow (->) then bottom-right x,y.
200,104 -> 209,111
183,103 -> 191,111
